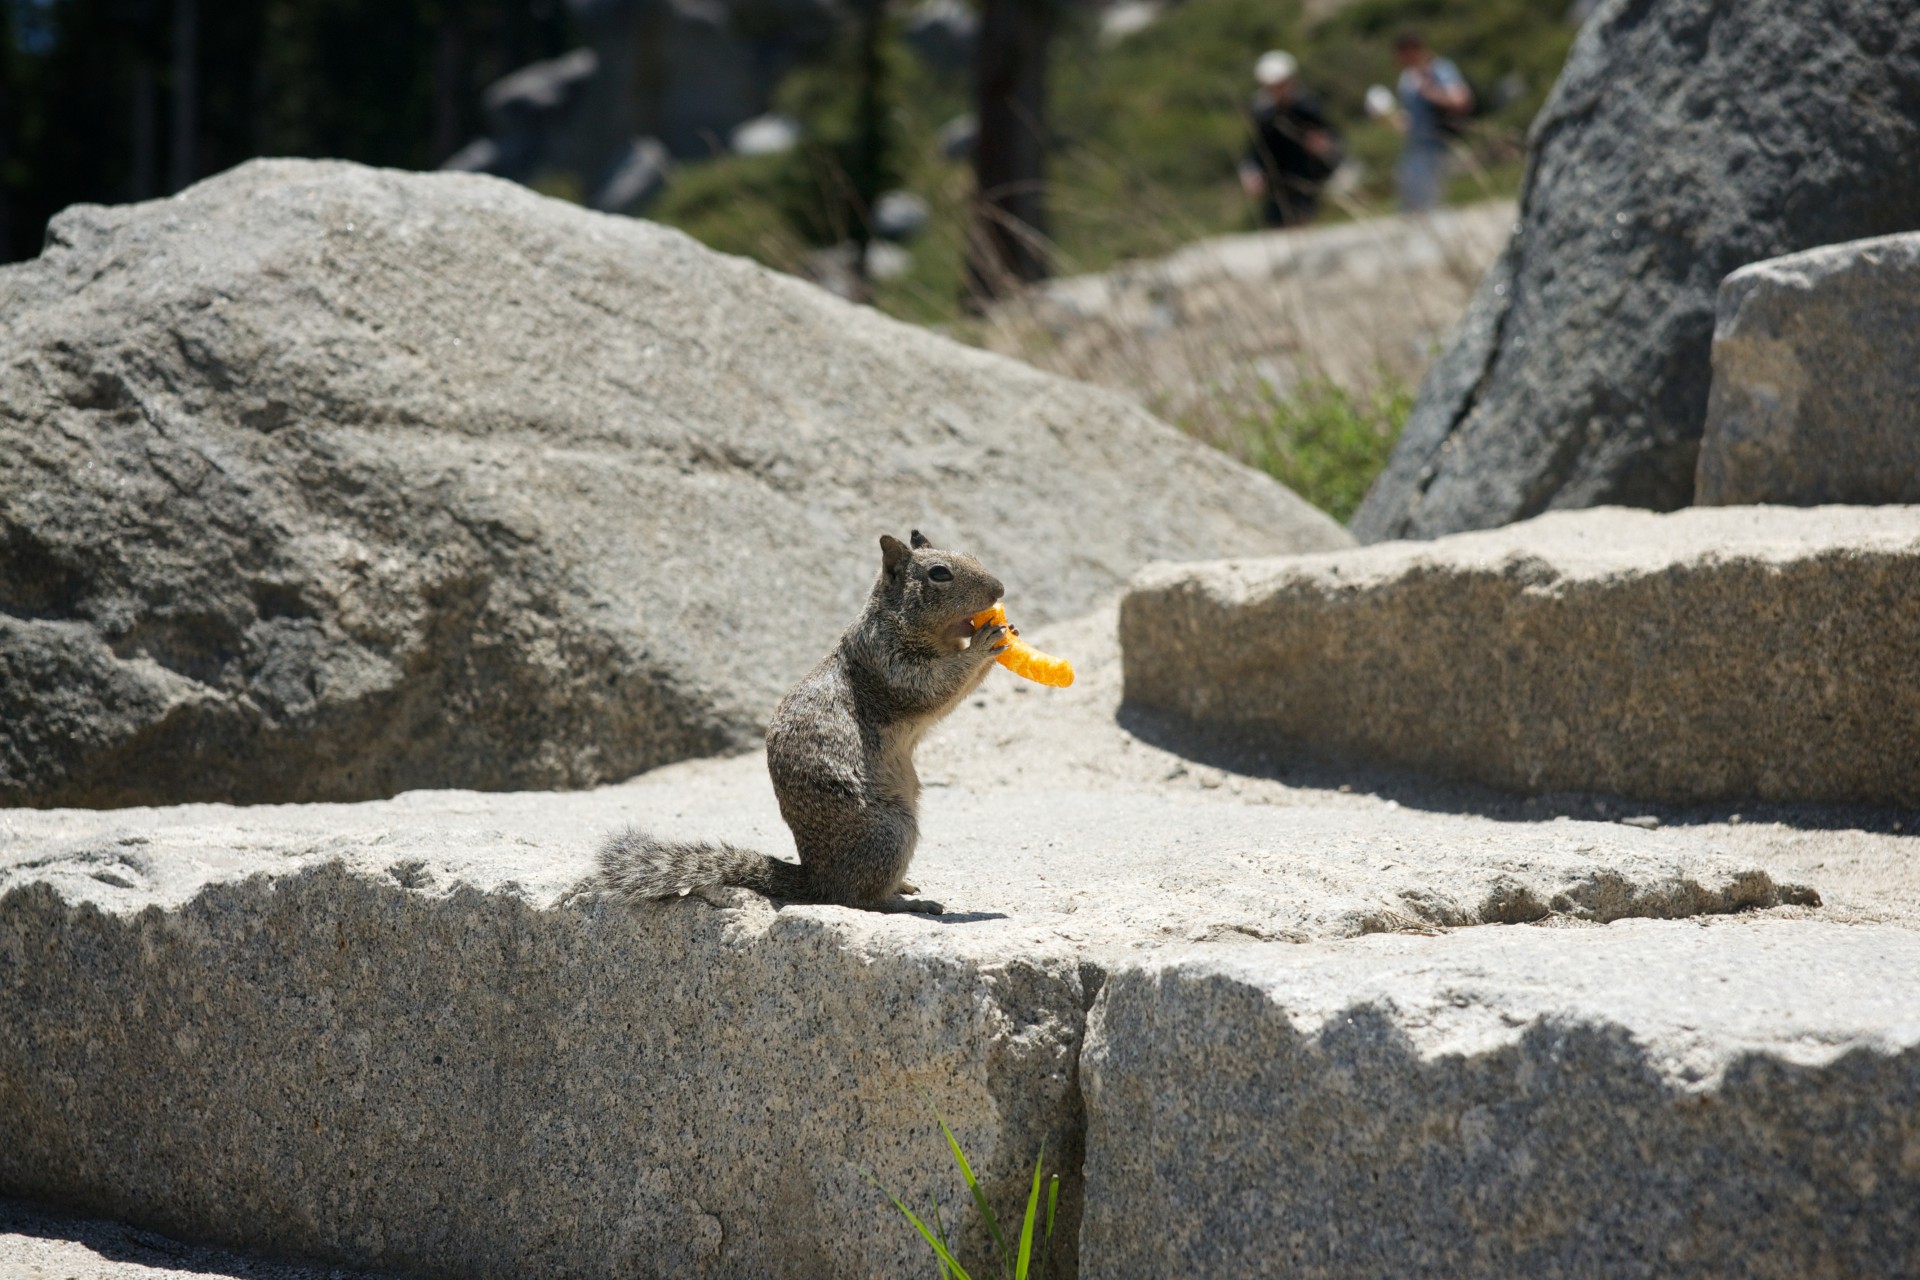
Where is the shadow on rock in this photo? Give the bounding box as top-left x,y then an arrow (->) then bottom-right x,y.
1117,704 -> 1917,837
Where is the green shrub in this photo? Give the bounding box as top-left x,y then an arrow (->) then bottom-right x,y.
1227,375 -> 1415,523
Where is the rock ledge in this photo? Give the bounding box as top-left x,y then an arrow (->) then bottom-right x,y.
1123,505 -> 1920,806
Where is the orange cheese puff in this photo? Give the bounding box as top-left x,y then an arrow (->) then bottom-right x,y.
969,604 -> 1075,687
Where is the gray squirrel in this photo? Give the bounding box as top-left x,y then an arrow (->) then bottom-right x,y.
595,530 -> 1007,914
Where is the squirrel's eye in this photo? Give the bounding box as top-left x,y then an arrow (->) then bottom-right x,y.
928,565 -> 953,582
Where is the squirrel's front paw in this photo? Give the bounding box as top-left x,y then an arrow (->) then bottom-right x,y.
969,619 -> 1010,660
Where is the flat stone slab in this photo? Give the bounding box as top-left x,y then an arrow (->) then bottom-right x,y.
1697,231 -> 1920,506
1082,917 -> 1920,1278
0,768 -> 1813,952
1122,505 -> 1920,807
1,820 -> 1090,1280
0,773 -> 1817,1279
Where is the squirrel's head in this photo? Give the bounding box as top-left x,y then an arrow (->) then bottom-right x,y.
878,529 -> 1004,652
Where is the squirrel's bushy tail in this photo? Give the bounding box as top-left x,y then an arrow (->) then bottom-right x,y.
595,827 -> 813,901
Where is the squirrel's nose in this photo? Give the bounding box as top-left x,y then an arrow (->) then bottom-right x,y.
987,576 -> 1004,599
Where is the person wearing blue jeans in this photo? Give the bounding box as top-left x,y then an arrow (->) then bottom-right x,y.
1392,32 -> 1472,212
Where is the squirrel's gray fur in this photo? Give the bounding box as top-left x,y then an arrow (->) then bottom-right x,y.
595,530 -> 1006,914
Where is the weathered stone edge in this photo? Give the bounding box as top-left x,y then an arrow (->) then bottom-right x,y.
1080,929 -> 1920,1278
1118,537 -> 1920,806
0,864 -> 1090,1279
5,861 -> 1917,1279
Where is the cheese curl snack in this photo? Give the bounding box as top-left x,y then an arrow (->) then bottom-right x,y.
970,603 -> 1075,687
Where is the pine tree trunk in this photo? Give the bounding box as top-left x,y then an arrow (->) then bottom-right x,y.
967,0 -> 1052,302
169,0 -> 198,193
432,21 -> 464,168
0,3 -> 13,256
131,59 -> 157,201
848,0 -> 889,294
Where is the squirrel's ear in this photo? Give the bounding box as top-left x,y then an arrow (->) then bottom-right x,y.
880,534 -> 911,575
909,529 -> 933,550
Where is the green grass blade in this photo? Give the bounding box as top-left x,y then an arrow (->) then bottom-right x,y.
1013,1142 -> 1047,1280
1037,1175 -> 1060,1280
930,1195 -> 965,1280
933,1105 -> 1011,1272
862,1168 -> 974,1280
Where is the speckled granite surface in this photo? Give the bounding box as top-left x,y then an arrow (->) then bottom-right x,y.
4,605 -> 1917,1278
1125,506 -> 1920,806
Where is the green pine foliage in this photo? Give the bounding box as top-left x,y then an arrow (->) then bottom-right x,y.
0,0 -> 573,263
653,0 -> 1579,319
649,0 -> 1562,520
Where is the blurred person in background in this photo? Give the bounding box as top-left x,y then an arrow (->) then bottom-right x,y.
1389,31 -> 1473,213
1238,50 -> 1341,229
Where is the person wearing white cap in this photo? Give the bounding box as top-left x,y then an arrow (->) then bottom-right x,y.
1238,49 -> 1341,227
1255,49 -> 1298,87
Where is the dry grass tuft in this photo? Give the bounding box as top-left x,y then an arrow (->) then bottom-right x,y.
964,201 -> 1512,518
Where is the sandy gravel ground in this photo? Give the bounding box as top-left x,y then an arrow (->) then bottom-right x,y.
0,1203 -> 375,1280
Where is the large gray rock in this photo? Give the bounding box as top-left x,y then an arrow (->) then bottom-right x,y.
0,760 -> 1818,1278
1080,919 -> 1920,1278
0,159 -> 1346,808
1352,0 -> 1920,542
1696,232 -> 1920,506
1121,505 -> 1920,806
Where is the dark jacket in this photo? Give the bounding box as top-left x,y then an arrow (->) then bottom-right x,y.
1243,93 -> 1340,226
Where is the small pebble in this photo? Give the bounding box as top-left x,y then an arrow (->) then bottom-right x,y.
1620,815 -> 1661,830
